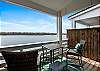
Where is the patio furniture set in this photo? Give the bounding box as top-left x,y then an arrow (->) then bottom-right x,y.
1,40 -> 85,71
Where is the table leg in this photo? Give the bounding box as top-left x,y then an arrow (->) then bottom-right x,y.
61,47 -> 63,61
50,50 -> 52,64
42,46 -> 44,63
53,50 -> 54,63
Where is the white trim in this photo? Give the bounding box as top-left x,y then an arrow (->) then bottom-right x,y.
69,4 -> 100,19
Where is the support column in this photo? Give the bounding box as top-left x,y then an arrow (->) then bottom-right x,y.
57,11 -> 62,46
74,21 -> 76,28
71,20 -> 73,28
72,20 -> 76,29
99,16 -> 100,25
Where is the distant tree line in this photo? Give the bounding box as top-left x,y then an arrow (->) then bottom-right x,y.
0,32 -> 57,35
0,32 -> 66,35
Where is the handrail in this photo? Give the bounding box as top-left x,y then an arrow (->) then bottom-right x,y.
0,39 -> 68,69
0,39 -> 67,52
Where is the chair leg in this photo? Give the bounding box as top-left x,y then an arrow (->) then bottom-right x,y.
65,52 -> 69,71
61,47 -> 63,61
79,56 -> 82,65
39,65 -> 41,71
80,56 -> 83,65
78,56 -> 80,64
80,56 -> 84,71
39,56 -> 42,71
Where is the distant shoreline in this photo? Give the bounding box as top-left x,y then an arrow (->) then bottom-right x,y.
0,32 -> 66,35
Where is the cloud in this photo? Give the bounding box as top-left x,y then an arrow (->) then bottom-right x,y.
1,19 -> 56,32
1,21 -> 34,32
1,17 -> 72,33
30,19 -> 56,32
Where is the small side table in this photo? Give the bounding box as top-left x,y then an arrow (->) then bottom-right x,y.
49,60 -> 83,71
49,61 -> 66,71
45,44 -> 63,64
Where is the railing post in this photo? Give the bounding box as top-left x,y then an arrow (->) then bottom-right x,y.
42,45 -> 44,63
20,48 -> 23,52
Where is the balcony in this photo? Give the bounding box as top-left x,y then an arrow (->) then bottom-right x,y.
0,39 -> 100,71
0,0 -> 100,71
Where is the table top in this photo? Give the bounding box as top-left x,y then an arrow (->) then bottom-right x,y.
44,44 -> 60,50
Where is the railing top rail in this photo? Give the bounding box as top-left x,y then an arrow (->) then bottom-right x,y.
0,39 -> 68,52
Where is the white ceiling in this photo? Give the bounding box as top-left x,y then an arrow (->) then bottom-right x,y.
30,0 -> 67,11
3,0 -> 100,16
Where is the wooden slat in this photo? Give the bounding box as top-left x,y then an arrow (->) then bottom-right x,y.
67,28 -> 100,61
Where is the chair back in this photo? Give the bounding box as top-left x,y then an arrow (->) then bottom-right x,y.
77,40 -> 85,54
75,43 -> 80,49
80,40 -> 85,45
1,50 -> 38,71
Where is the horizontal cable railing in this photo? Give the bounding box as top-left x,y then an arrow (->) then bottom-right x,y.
0,39 -> 68,70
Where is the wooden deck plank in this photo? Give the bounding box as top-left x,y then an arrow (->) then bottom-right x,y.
97,62 -> 100,71
86,64 -> 94,71
97,67 -> 100,71
82,57 -> 88,65
83,58 -> 100,71
91,65 -> 98,71
83,58 -> 91,70
66,56 -> 100,71
86,60 -> 96,71
65,56 -> 100,71
84,63 -> 90,70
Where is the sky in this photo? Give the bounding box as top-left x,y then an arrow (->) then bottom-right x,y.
0,1 -> 86,33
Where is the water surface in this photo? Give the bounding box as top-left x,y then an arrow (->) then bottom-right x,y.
0,35 -> 66,46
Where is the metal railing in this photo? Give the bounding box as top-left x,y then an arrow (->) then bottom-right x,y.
0,39 -> 68,69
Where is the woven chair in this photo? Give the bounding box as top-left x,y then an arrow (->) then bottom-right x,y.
1,50 -> 38,71
65,40 -> 85,71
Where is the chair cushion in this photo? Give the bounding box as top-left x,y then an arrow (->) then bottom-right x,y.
75,43 -> 84,53
49,61 -> 65,71
75,43 -> 80,49
67,52 -> 80,56
1,50 -> 38,71
77,44 -> 84,54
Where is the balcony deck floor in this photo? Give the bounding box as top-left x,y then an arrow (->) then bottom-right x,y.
71,57 -> 100,71
0,57 -> 100,71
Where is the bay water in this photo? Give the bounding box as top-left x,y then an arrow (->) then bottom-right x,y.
0,35 -> 66,46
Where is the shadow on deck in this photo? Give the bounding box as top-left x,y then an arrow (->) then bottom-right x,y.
72,57 -> 100,71
0,57 -> 100,71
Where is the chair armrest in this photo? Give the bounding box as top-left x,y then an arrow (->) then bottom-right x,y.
0,63 -> 6,68
67,48 -> 76,52
67,52 -> 80,56
67,47 -> 76,50
68,64 -> 83,71
4,66 -> 7,68
68,63 -> 83,67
